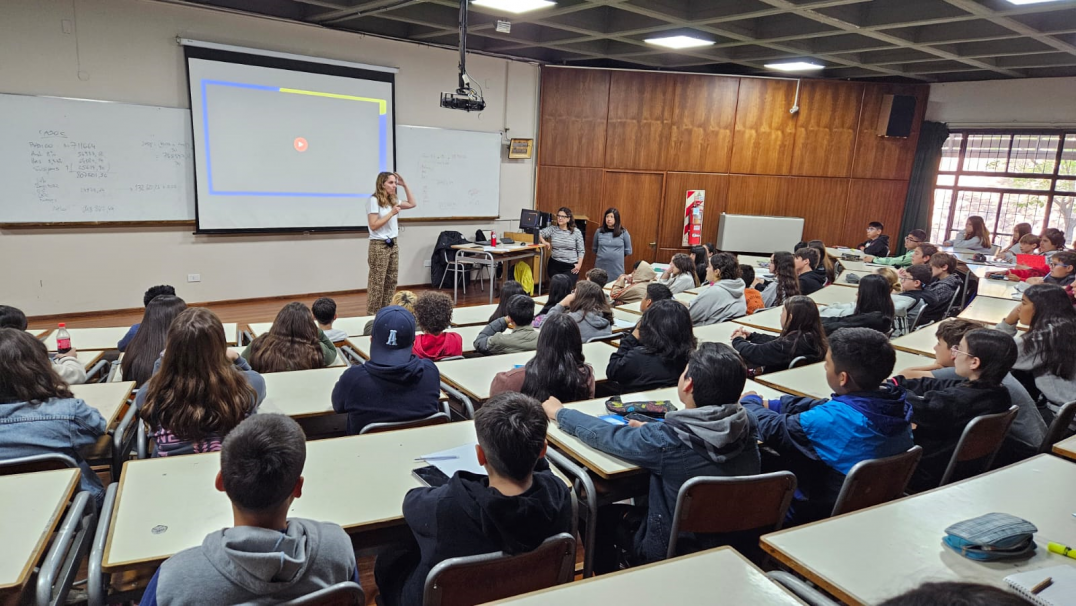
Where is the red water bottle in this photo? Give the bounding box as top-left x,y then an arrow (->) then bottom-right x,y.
56,323 -> 72,354
491,231 -> 497,247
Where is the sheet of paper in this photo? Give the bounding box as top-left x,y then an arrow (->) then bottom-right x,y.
614,318 -> 636,329
418,443 -> 486,477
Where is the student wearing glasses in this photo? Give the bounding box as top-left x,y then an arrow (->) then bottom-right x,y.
539,207 -> 586,282
863,229 -> 928,267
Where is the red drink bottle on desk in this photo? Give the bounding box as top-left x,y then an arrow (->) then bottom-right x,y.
56,323 -> 72,354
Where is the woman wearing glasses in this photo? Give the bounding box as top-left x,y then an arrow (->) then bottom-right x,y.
539,207 -> 586,282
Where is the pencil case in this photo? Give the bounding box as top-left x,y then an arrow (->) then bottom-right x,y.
943,513 -> 1038,562
604,396 -> 677,419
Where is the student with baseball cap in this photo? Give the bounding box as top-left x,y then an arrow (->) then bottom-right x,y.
332,306 -> 442,434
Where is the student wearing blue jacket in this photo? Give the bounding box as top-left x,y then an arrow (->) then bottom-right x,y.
740,328 -> 914,524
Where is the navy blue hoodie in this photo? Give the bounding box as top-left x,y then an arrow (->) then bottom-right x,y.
331,355 -> 441,434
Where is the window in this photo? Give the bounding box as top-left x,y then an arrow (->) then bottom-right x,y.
931,131 -> 1076,247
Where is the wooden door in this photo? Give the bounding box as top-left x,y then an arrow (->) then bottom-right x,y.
599,171 -> 664,273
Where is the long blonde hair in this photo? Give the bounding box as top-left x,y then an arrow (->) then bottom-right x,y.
374,172 -> 398,209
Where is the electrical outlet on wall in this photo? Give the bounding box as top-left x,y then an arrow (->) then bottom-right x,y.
423,260 -> 432,267
187,274 -> 201,283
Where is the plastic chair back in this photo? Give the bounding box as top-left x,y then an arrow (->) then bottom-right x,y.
0,453 -> 78,476
939,405 -> 1018,486
1040,400 -> 1076,454
359,412 -> 450,435
831,446 -> 922,517
282,582 -> 365,606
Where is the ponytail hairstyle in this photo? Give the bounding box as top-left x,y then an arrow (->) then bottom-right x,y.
248,302 -> 324,373
520,313 -> 590,402
771,251 -> 801,305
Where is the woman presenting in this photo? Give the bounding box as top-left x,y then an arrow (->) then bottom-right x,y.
540,206 -> 585,282
367,172 -> 417,315
592,207 -> 632,283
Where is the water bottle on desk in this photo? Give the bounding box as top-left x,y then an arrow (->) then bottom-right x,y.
491,231 -> 497,247
56,323 -> 72,354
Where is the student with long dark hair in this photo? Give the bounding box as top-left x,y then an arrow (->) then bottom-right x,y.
607,300 -> 697,392
820,274 -> 896,335
487,281 -> 527,324
138,308 -> 265,457
489,313 -> 595,402
540,206 -> 586,281
997,222 -> 1033,259
657,253 -> 699,294
120,295 -> 188,386
731,296 -> 828,374
757,251 -> 800,307
944,215 -> 992,251
0,306 -> 86,385
546,280 -> 613,342
996,284 -> 1076,423
0,328 -> 107,505
593,207 -> 633,280
691,245 -> 709,284
242,302 -> 337,372
533,274 -> 573,328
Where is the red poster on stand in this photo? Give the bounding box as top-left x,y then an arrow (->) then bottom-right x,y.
683,190 -> 705,246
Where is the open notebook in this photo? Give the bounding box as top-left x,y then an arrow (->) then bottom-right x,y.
1005,565 -> 1076,606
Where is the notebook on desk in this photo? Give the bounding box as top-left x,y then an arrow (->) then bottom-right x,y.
1005,565 -> 1076,606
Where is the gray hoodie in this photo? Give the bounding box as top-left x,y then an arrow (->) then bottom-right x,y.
148,518 -> 357,605
995,319 -> 1076,420
546,304 -> 613,342
689,278 -> 748,326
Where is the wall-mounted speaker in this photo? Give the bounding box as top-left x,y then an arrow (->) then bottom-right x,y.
876,94 -> 917,138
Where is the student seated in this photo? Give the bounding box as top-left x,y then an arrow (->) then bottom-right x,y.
117,284 -> 176,351
858,221 -> 891,257
137,308 -> 266,457
896,319 -> 1046,461
332,306 -> 441,435
486,282 -> 526,324
922,252 -> 962,320
533,274 -> 573,328
741,328 -> 914,524
489,313 -> 595,402
586,267 -> 609,288
876,267 -> 901,293
639,282 -> 673,313
995,232 -> 1039,264
996,284 -> 1076,426
863,229 -> 928,266
474,294 -> 538,355
1026,250 -> 1076,288
691,245 -> 709,285
996,222 -> 1033,259
689,253 -> 748,326
808,240 -> 837,285
755,252 -> 801,308
731,296 -> 828,374
242,302 -> 338,372
819,274 -> 896,336
0,306 -> 87,385
878,581 -> 1031,606
545,280 -> 613,342
739,265 -> 765,314
607,299 -> 697,392
544,343 -> 760,570
412,292 -> 462,361
892,329 -> 1017,492
375,392 -> 573,606
363,291 -> 417,335
894,264 -> 938,323
943,215 -> 993,251
119,295 -> 187,387
992,228 -> 1066,282
312,296 -> 348,343
610,261 -> 658,305
141,415 -> 358,605
0,328 -> 106,505
657,253 -> 699,295
794,247 -> 827,295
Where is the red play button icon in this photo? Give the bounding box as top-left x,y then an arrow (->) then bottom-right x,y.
294,137 -> 308,152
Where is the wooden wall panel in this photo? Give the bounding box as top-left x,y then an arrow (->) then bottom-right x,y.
666,76 -> 739,173
539,68 -> 610,167
844,179 -> 909,248
782,178 -> 851,246
730,78 -> 798,175
658,172 -> 729,253
601,171 -> 666,269
851,83 -> 930,180
790,81 -> 864,178
726,175 -> 786,217
536,166 -> 604,218
605,72 -> 674,170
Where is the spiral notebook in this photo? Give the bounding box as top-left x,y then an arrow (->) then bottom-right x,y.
1005,565 -> 1076,606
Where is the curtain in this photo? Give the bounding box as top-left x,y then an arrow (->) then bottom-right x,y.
898,121 -> 950,254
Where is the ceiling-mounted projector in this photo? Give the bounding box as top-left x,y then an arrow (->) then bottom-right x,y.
442,1 -> 485,112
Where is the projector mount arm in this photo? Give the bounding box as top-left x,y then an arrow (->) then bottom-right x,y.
456,0 -> 480,101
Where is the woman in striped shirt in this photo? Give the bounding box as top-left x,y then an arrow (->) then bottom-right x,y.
540,206 -> 586,282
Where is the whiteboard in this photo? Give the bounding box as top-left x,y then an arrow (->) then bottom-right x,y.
0,94 -> 194,224
395,125 -> 501,219
716,213 -> 805,254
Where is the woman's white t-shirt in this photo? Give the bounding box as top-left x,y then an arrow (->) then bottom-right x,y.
368,196 -> 398,240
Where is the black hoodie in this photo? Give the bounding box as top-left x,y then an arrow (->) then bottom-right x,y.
378,463 -> 573,606
331,355 -> 442,434
859,235 -> 891,257
799,266 -> 828,295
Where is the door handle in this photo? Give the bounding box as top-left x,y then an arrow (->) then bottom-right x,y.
649,242 -> 656,248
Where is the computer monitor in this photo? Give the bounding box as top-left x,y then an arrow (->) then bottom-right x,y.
520,209 -> 540,230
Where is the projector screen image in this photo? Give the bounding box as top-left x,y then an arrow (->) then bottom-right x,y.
185,46 -> 396,232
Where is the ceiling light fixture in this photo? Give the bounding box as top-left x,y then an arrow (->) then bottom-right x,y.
472,0 -> 556,14
764,61 -> 825,71
1005,0 -> 1064,5
644,35 -> 715,49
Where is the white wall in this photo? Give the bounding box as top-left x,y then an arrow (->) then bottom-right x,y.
0,0 -> 539,316
927,77 -> 1076,127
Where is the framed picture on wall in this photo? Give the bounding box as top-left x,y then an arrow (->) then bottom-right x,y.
509,138 -> 533,159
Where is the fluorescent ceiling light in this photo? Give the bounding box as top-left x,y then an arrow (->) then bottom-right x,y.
644,35 -> 715,49
765,61 -> 825,71
472,0 -> 556,13
1006,0 -> 1063,5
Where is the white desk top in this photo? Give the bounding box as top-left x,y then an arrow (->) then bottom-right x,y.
549,381 -> 788,479
833,271 -> 870,288
0,468 -> 80,594
74,349 -> 105,371
975,278 -> 1021,300
1053,434 -> 1076,461
450,302 -> 543,327
250,316 -> 375,340
436,342 -> 616,401
959,296 -> 1021,327
740,255 -> 772,268
693,321 -> 778,346
618,292 -> 695,315
45,323 -> 238,351
763,455 -> 1076,606
889,323 -> 944,357
255,366 -> 348,419
808,286 -> 858,307
755,350 -> 935,400
349,325 -> 488,358
490,546 -> 804,605
733,306 -> 784,332
103,421 -> 482,572
26,328 -> 47,338
71,381 -> 135,428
